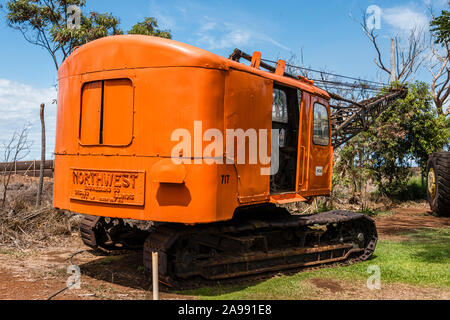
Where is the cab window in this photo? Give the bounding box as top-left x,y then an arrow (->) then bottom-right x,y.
313,103 -> 330,146
272,89 -> 288,124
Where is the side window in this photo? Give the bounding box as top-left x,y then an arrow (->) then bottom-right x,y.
272,89 -> 288,124
313,103 -> 330,146
80,79 -> 133,146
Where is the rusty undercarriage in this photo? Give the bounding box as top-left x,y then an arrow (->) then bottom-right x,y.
81,206 -> 377,283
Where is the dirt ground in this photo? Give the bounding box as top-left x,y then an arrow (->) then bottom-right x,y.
375,202 -> 450,240
0,202 -> 448,300
0,238 -> 196,300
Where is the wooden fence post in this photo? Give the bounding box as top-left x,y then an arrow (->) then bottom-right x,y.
152,252 -> 159,300
36,103 -> 46,207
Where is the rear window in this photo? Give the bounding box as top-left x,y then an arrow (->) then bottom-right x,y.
313,103 -> 330,146
80,79 -> 133,146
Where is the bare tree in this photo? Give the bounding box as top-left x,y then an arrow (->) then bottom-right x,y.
1,125 -> 32,208
285,50 -> 373,103
428,7 -> 450,116
352,11 -> 428,82
429,43 -> 450,115
285,49 -> 311,78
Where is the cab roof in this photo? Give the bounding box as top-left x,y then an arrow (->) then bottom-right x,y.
59,35 -> 329,100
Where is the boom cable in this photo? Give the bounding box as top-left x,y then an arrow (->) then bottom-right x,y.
260,58 -> 387,87
259,58 -> 388,95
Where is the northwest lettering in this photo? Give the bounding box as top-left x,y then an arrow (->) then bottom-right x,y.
72,171 -> 138,190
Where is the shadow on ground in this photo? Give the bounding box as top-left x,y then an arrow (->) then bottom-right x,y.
80,251 -> 152,292
79,249 -> 379,297
402,228 -> 450,264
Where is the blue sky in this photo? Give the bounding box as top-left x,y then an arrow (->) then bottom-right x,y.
0,0 -> 448,159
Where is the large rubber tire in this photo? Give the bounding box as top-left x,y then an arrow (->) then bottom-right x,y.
426,152 -> 450,216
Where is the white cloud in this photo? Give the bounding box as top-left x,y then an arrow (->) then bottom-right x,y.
423,0 -> 449,8
196,20 -> 289,51
198,26 -> 251,50
0,79 -> 57,160
257,34 -> 290,51
382,6 -> 429,32
148,1 -> 290,52
199,20 -> 217,32
148,0 -> 177,30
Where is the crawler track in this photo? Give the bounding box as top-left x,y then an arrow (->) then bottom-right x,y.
80,215 -> 101,248
143,208 -> 377,283
81,207 -> 377,286
81,215 -> 149,251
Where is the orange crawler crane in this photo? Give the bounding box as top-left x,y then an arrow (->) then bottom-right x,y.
54,35 -> 401,282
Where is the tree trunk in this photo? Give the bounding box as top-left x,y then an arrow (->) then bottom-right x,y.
1,172 -> 11,209
435,99 -> 443,116
36,103 -> 46,207
390,38 -> 397,83
421,171 -> 425,188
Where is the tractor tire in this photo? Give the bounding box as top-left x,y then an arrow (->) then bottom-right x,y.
426,152 -> 450,217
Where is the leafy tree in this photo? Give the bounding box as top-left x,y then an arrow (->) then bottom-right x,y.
5,1 -> 172,71
6,0 -> 122,70
333,135 -> 374,209
430,10 -> 450,46
367,82 -> 449,194
335,82 -> 449,197
51,11 -> 123,57
128,17 -> 171,39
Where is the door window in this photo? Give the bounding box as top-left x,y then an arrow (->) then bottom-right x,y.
272,89 -> 288,124
312,103 -> 330,146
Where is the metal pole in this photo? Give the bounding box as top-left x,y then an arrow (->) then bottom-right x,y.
390,38 -> 397,83
152,252 -> 159,301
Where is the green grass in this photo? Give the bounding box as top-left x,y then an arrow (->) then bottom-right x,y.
360,207 -> 393,217
396,176 -> 427,201
0,248 -> 36,259
96,255 -> 125,265
178,228 -> 450,300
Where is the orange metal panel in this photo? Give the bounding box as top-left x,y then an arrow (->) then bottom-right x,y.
134,68 -> 226,158
251,52 -> 262,69
275,60 -> 286,76
102,79 -> 134,146
270,194 -> 306,204
224,70 -> 272,204
54,154 -> 238,223
80,81 -> 102,145
54,66 -> 238,224
298,92 -> 312,192
150,159 -> 186,184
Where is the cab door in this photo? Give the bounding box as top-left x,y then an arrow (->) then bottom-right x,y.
270,85 -> 301,195
224,70 -> 273,204
307,95 -> 333,194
